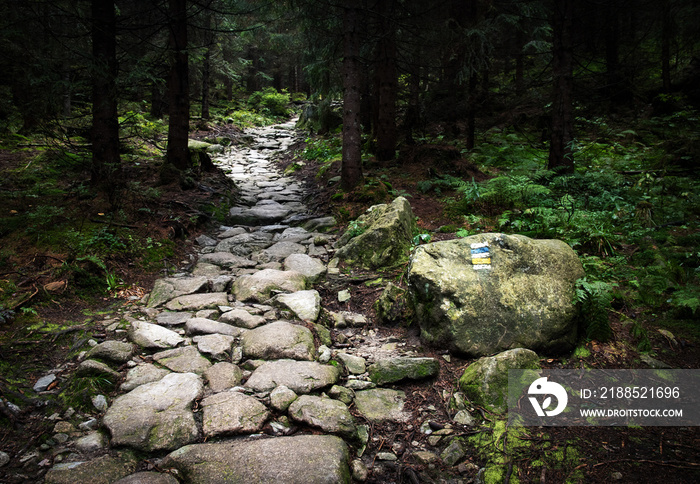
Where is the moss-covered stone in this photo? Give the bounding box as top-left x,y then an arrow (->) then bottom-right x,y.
458,348 -> 540,413
44,451 -> 138,484
334,197 -> 416,269
408,233 -> 584,357
368,357 -> 440,385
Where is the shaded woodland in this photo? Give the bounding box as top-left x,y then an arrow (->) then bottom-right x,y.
1,0 -> 700,481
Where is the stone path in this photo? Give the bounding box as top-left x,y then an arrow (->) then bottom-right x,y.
36,120 -> 457,484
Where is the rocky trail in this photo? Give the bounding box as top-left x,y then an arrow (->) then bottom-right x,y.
23,120 -> 469,484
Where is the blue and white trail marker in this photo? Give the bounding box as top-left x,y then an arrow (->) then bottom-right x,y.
470,242 -> 491,270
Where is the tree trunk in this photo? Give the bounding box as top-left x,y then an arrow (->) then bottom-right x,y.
166,0 -> 190,171
515,29 -> 524,96
466,73 -> 477,150
201,15 -> 212,120
548,0 -> 575,173
91,0 -> 120,185
375,0 -> 397,163
604,1 -> 622,103
341,3 -> 364,191
661,0 -> 672,93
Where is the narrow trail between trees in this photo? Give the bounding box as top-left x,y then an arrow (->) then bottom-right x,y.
36,120 -> 465,484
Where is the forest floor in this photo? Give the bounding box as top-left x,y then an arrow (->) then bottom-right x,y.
0,119 -> 699,483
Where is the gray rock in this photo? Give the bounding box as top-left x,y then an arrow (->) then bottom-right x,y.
153,346 -> 212,375
147,276 -> 209,308
76,359 -> 121,380
232,269 -> 307,303
195,234 -> 218,247
44,452 -> 138,484
245,359 -> 341,394
354,388 -> 410,423
368,357 -> 440,385
441,439 -> 466,466
329,385 -> 355,405
121,364 -> 170,392
283,253 -> 326,282
92,394 -> 108,412
373,282 -> 412,324
288,395 -> 356,438
114,472 -> 179,484
33,374 -> 57,392
334,197 -> 416,269
128,321 -> 184,349
254,241 -> 306,263
303,216 -> 337,232
162,435 -> 351,483
86,340 -> 134,363
74,431 -> 109,453
272,290 -> 321,322
458,348 -> 540,413
164,292 -> 229,311
242,321 -> 315,361
185,317 -> 244,337
201,390 -> 270,437
196,334 -> 234,360
198,252 -> 256,269
103,372 -> 203,452
218,226 -> 247,238
203,362 -> 242,392
219,308 -> 266,329
156,311 -> 192,326
408,233 -> 584,356
0,450 -> 10,467
335,352 -> 367,375
270,385 -> 298,411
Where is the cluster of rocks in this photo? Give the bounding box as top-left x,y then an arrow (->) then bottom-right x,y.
9,119 -> 590,484
30,120 -> 448,484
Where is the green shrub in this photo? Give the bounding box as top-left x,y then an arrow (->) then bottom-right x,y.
247,87 -> 290,117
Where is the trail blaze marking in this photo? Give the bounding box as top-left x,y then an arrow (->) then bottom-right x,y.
471,242 -> 491,270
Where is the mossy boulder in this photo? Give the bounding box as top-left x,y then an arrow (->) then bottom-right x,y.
334,197 -> 416,269
458,348 -> 540,413
368,357 -> 440,385
408,233 -> 584,357
373,282 -> 413,324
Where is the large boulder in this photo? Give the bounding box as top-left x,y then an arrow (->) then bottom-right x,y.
408,233 -> 584,357
232,269 -> 307,303
334,197 -> 416,269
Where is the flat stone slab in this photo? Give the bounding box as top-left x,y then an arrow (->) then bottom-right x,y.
86,340 -> 134,363
201,390 -> 270,437
103,373 -> 203,451
128,321 -> 184,349
44,451 -> 138,484
121,364 -> 170,392
153,345 -> 212,375
244,359 -> 340,394
185,317 -> 245,337
196,334 -> 234,360
354,388 -> 410,423
283,254 -> 326,282
199,252 -> 256,269
241,321 -> 315,361
272,290 -> 321,322
368,357 -> 440,385
156,311 -> 193,326
232,269 -> 307,303
254,241 -> 306,263
335,352 -> 367,375
162,435 -> 351,484
288,395 -> 356,438
147,277 -> 210,308
203,362 -> 242,393
165,292 -> 229,311
219,308 -> 266,329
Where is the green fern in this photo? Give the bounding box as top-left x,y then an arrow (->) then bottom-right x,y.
575,277 -> 616,342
